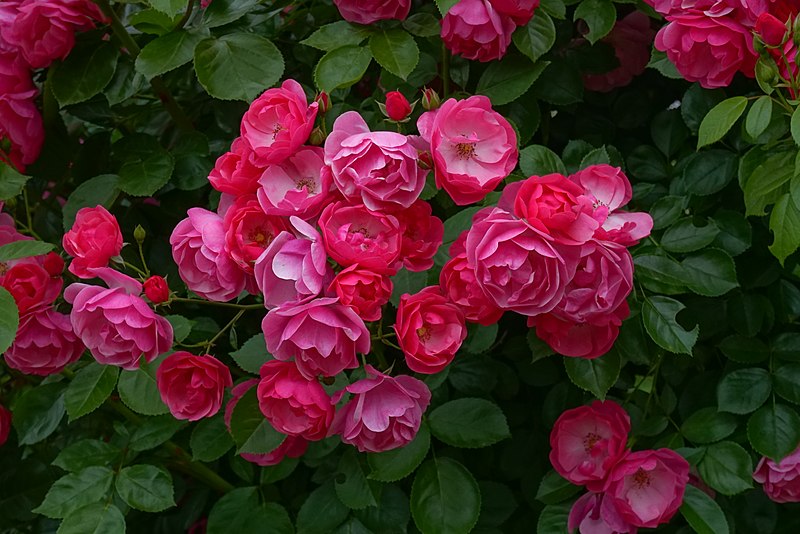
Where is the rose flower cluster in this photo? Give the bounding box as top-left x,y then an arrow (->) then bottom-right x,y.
550,401 -> 690,533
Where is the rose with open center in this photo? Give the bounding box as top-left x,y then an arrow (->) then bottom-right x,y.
223,194 -> 289,274
257,146 -> 332,219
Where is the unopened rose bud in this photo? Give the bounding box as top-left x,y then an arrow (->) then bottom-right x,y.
383,91 -> 412,121
314,91 -> 331,114
421,87 -> 441,111
134,224 -> 146,244
309,126 -> 326,146
756,13 -> 788,47
756,57 -> 779,94
144,275 -> 170,304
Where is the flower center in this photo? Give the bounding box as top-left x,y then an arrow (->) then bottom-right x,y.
417,326 -> 431,342
455,142 -> 476,160
582,432 -> 601,452
295,177 -> 317,193
0,262 -> 7,276
632,468 -> 652,489
272,123 -> 283,140
248,228 -> 272,246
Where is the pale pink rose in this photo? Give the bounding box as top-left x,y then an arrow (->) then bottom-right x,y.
253,218 -> 332,309
328,266 -> 392,322
549,400 -> 631,492
240,79 -> 318,166
754,445 -> 800,503
318,201 -> 402,274
0,404 -> 10,446
257,360 -> 335,441
584,12 -> 656,93
441,0 -> 517,62
604,449 -> 690,529
529,302 -> 629,359
0,52 -> 43,169
4,308 -> 84,376
208,138 -> 263,197
170,208 -> 247,302
65,268 -> 173,370
569,493 -> 638,534
261,297 -> 370,379
439,253 -> 504,326
62,205 -> 123,279
222,194 -> 289,274
489,0 -> 539,26
429,96 -> 518,205
324,111 -> 429,210
0,207 -> 28,246
0,260 -> 62,315
332,0 -> 411,25
330,365 -> 431,453
157,351 -> 232,421
392,199 -> 444,272
257,146 -> 333,219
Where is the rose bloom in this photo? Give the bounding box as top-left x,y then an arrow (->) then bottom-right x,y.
604,449 -> 690,529
441,0 -> 517,62
332,0 -> 410,25
549,400 -> 631,492
329,265 -> 392,322
584,12 -> 656,93
65,268 -> 174,370
439,253 -> 504,326
261,297 -> 370,378
208,138 -> 263,197
222,194 -> 289,274
384,91 -> 412,121
62,205 -> 123,279
240,79 -> 318,166
754,445 -> 800,503
143,275 -> 169,304
257,360 -> 335,441
257,146 -> 333,219
393,199 -> 444,272
324,111 -> 429,211
0,206 -> 28,246
0,51 -> 43,169
170,208 -> 247,302
529,301 -> 629,359
4,308 -> 84,376
0,260 -> 62,315
329,365 -> 431,453
395,287 -> 468,374
427,96 -> 518,205
0,404 -> 10,446
569,493 -> 638,534
489,0 -> 539,26
157,351 -> 232,421
756,12 -> 788,46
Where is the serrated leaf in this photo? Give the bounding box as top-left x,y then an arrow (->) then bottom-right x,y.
367,424 -> 430,482
746,96 -> 773,139
573,0 -> 616,44
34,466 -> 113,519
115,465 -> 175,513
65,363 -> 119,421
62,175 -> 120,230
792,106 -> 800,146
0,240 -> 54,262
642,296 -> 698,355
229,388 -> 286,455
698,441 -> 753,496
773,363 -> 800,404
203,0 -> 259,28
519,145 -> 567,177
682,407 -> 738,444
428,398 -> 510,448
680,484 -> 730,534
136,29 -> 208,79
748,403 -> 800,461
535,471 -> 581,505
513,12 -> 556,62
0,162 -> 30,200
53,440 -> 121,473
742,149 -> 794,217
476,55 -> 547,106
336,449 -> 379,509
314,45 -> 373,94
0,286 -> 19,355
148,0 -> 187,15
717,368 -> 771,415
230,333 -> 269,374
370,29 -> 418,81
769,193 -> 800,264
129,415 -> 185,451
207,487 -> 293,534
681,249 -> 738,297
57,503 -> 125,534
13,383 -> 66,445
296,482 -> 350,534
191,413 -> 234,462
51,42 -> 119,106
411,458 -> 480,534
697,96 -> 748,149
117,139 -> 174,197
117,357 -> 169,416
563,351 -> 620,400
661,218 -> 720,253
301,21 -> 371,51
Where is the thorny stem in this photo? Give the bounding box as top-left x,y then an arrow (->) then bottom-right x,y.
202,309 -> 246,352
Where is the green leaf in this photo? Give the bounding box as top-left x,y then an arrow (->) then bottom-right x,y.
34,466 -> 114,519
513,12 -> 556,62
534,471 -> 581,505
296,482 -> 350,534
633,254 -> 687,294
684,150 -> 737,196
773,364 -> 800,404
519,145 -> 567,177
191,413 -> 235,462
390,268 -> 428,307
62,175 -> 120,230
0,162 -> 30,200
301,21 -> 371,51
354,485 -> 410,533
367,422 -> 430,482
698,441 -> 754,496
136,29 -> 208,79
117,358 -> 169,416
13,383 -> 66,445
65,363 -> 119,422
712,210 -> 752,256
428,398 -> 510,448
203,0 -> 260,28
435,0 -> 459,15
165,315 -> 193,343
0,240 -> 54,262
53,440 -> 121,473
115,465 -> 175,513
661,218 -> 720,253
792,106 -> 800,146
403,13 -> 442,38
769,193 -> 800,264
194,33 -> 284,101
230,333 -> 269,374
680,484 -> 730,534
51,42 -> 119,106
533,62 -> 583,105
682,407 -> 738,444
537,503 -> 571,534
105,58 -> 148,105
336,449 -> 379,509
747,403 -> 800,461
464,322 -> 498,354
370,29 -> 419,81
717,368 -> 771,415
573,0 -> 616,44
314,45 -> 373,94
229,387 -> 286,455
642,296 -> 699,355
0,286 -> 19,355
129,415 -> 185,451
563,351 -> 620,399
681,249 -> 738,297
476,55 -> 547,106
718,335 -> 770,364
650,196 -> 688,230
411,458 -> 481,534
746,96 -> 773,139
57,503 -> 125,534
148,0 -> 187,15
116,136 -> 174,197
698,96 -> 748,148
742,149 -> 794,217
647,49 -> 683,79
207,487 -> 293,534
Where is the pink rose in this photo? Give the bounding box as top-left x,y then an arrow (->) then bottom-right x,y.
395,287 -> 468,374
257,360 -> 335,441
330,365 -> 431,453
0,261 -> 62,315
755,12 -> 787,46
157,351 -> 232,421
489,0 -> 539,26
257,146 -> 333,219
0,404 -> 10,446
170,208 -> 247,302
318,201 -> 402,274
261,297 -> 370,378
4,308 -> 84,376
428,96 -> 518,205
384,91 -> 412,121
62,205 -> 123,279
0,52 -> 43,169
0,207 -> 28,246
208,138 -> 263,197
584,12 -> 656,93
754,445 -> 800,503
65,268 -> 174,370
441,0 -> 517,62
332,0 -> 411,25
222,194 -> 289,274
568,493 -> 638,534
604,449 -> 690,528
143,275 -> 170,304
549,400 -> 631,492
240,79 -> 318,166
393,199 -> 444,272
439,253 -> 504,326
324,111 -> 429,210
528,301 -> 629,359
328,265 -> 392,322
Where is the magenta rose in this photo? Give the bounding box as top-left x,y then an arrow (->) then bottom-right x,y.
395,287 -> 468,374
328,266 -> 393,322
62,205 -> 123,279
0,52 -> 43,169
222,194 -> 289,274
568,492 -> 638,534
261,297 -> 370,378
0,260 -> 62,315
257,360 -> 335,441
157,351 -> 232,421
584,12 -> 656,93
332,0 -> 410,25
143,275 -> 170,304
489,0 -> 539,26
170,208 -> 247,302
428,96 -> 518,205
441,0 -> 517,62
5,308 -> 84,376
65,268 -> 173,370
392,199 -> 444,272
257,146 -> 333,219
439,253 -> 504,326
330,365 -> 431,453
240,79 -> 318,166
604,449 -> 690,529
754,445 -> 800,503
324,111 -> 429,210
208,138 -> 263,197
529,301 -> 629,359
0,404 -> 10,446
549,400 -> 631,492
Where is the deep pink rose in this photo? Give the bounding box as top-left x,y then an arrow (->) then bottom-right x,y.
439,253 -> 504,326
489,0 -> 538,26
392,199 -> 444,272
42,252 -> 65,277
0,52 -> 43,169
0,404 -> 10,446
428,96 -> 518,205
0,261 -> 62,315
261,297 -> 370,379
754,445 -> 800,503
384,91 -> 412,121
332,0 -> 411,25
441,0 -> 517,62
324,111 -> 429,211
257,360 -> 335,441
4,308 -> 84,376
529,301 -> 629,359
257,146 -> 333,219
328,266 -> 392,322
330,365 -> 431,453
171,208 -> 248,302
240,79 -> 318,166
584,12 -> 656,93
755,12 -> 787,46
208,138 -> 263,197
604,449 -> 690,529
65,268 -> 174,370
569,493 -> 638,534
549,400 -> 631,492
318,201 -> 403,274
61,205 -> 122,279
157,351 -> 232,421
143,275 -> 169,304
395,286 -> 468,374
222,194 -> 289,274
